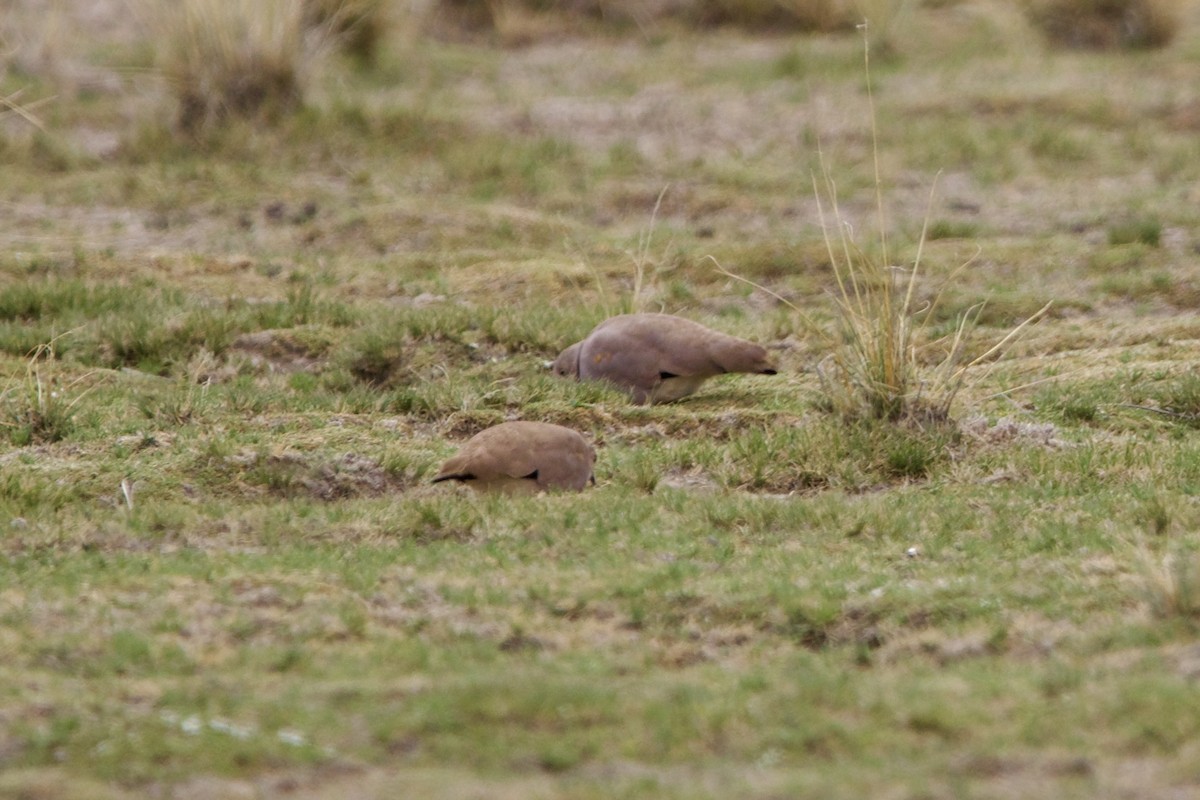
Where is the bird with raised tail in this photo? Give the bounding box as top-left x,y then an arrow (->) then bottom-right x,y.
431,421 -> 596,494
552,313 -> 778,404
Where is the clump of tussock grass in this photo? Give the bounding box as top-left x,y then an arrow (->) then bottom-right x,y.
1107,217 -> 1162,247
734,33 -> 1047,425
0,342 -> 93,446
337,325 -> 408,387
1024,0 -> 1184,50
1154,374 -> 1200,422
425,0 -> 497,37
808,182 -> 1044,423
303,0 -> 391,65
147,0 -> 328,134
690,0 -> 861,30
426,0 -> 906,41
136,382 -> 211,427
1131,535 -> 1200,620
424,0 -> 561,45
688,0 -> 910,37
1118,372 -> 1200,428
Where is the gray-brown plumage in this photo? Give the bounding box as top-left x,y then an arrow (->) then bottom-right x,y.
431,421 -> 595,493
552,313 -> 777,404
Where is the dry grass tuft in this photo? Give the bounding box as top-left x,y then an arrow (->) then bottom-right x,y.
812,180 -> 961,423
0,342 -> 94,446
0,1 -> 68,88
719,166 -> 1044,424
1023,0 -> 1185,50
1132,537 -> 1200,620
810,38 -> 1046,424
691,0 -> 861,29
149,0 -> 325,134
304,0 -> 392,64
0,88 -> 54,133
424,0 -> 565,44
424,0 -> 906,39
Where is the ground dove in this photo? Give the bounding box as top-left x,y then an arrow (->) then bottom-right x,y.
552,313 -> 777,404
432,421 -> 596,493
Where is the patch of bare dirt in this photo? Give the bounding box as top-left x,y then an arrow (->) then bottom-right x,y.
960,414 -> 1068,448
519,78 -> 810,164
0,767 -> 128,800
876,627 -> 1002,666
229,329 -> 331,375
658,467 -> 720,491
239,764 -> 559,800
434,407 -> 807,443
227,450 -> 407,500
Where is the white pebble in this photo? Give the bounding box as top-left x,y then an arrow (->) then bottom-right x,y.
277,729 -> 307,747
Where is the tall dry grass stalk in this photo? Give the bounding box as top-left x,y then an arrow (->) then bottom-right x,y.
148,0 -> 325,134
583,185 -> 670,317
628,186 -> 670,314
811,186 -> 1046,422
812,32 -> 1047,423
853,0 -> 910,47
0,89 -> 54,132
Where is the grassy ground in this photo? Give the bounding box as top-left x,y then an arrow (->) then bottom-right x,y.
3,1 -> 1200,797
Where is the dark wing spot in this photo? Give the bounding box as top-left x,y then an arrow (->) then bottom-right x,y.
432,473 -> 476,484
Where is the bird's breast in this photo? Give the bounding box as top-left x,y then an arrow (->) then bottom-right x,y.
648,375 -> 708,404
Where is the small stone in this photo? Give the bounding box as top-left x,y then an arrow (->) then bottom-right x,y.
412,292 -> 446,308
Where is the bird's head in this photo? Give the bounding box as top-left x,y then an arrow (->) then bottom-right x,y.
550,341 -> 582,378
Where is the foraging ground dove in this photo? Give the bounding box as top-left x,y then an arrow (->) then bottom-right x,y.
552,313 -> 777,404
432,421 -> 596,493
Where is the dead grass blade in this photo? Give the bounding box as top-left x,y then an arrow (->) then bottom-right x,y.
0,89 -> 56,130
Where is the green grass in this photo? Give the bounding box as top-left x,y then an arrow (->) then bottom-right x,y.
1107,217 -> 1163,247
2,1 -> 1200,798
